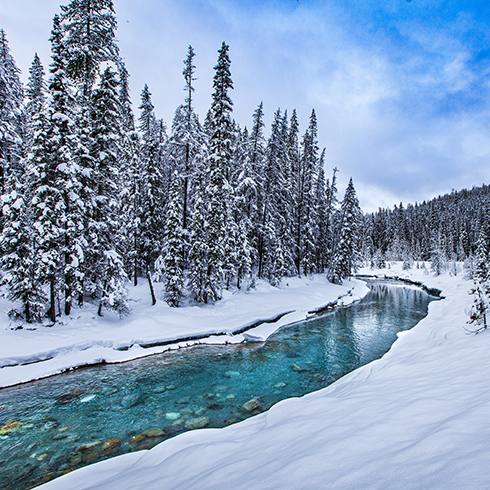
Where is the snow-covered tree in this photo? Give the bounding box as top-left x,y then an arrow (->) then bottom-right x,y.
87,66 -> 128,315
198,41 -> 235,302
0,29 -> 25,194
60,0 -> 119,96
138,84 -> 165,304
158,171 -> 185,307
328,178 -> 362,284
468,227 -> 490,331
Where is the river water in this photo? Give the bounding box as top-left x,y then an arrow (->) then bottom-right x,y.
0,280 -> 436,489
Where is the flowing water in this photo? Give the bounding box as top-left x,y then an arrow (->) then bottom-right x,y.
0,280 -> 436,489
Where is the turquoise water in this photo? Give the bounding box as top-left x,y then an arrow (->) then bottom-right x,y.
0,281 -> 435,489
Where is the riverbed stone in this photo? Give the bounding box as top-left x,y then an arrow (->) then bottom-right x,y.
0,421 -> 22,435
152,386 -> 166,393
101,438 -> 120,452
77,440 -> 102,451
274,382 -> 287,388
165,412 -> 181,421
184,416 -> 210,430
242,397 -> 262,412
142,429 -> 165,438
121,393 -> 145,408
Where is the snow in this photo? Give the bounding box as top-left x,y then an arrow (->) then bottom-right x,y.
0,274 -> 368,388
31,263 -> 490,490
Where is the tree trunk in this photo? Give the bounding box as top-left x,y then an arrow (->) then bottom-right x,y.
49,277 -> 56,323
147,266 -> 156,305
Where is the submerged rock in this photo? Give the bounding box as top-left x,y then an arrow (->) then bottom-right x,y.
165,412 -> 181,421
274,382 -> 287,388
242,397 -> 262,412
0,421 -> 22,435
121,393 -> 145,408
80,394 -> 97,403
185,416 -> 210,430
152,386 -> 166,394
101,438 -> 120,452
142,429 -> 165,438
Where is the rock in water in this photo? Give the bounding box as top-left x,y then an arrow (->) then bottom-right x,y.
184,417 -> 210,430
242,397 -> 262,412
80,394 -> 96,403
165,412 -> 181,421
101,438 -> 120,452
0,421 -> 22,435
121,394 -> 145,408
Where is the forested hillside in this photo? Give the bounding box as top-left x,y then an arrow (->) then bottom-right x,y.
363,185 -> 490,266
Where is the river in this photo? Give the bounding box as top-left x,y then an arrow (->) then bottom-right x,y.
0,280 -> 436,489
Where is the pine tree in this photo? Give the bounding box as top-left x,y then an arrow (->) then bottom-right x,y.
158,171 -> 185,307
87,66 -> 128,315
314,149 -> 329,272
0,179 -> 46,322
299,109 -> 319,276
0,29 -> 25,195
328,178 -> 362,284
60,0 -> 119,97
28,14 -> 84,322
468,227 -> 490,331
25,53 -> 47,138
199,42 -> 235,302
138,84 -> 165,305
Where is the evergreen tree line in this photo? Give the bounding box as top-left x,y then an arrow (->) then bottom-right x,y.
0,0 -> 363,323
362,185 -> 490,269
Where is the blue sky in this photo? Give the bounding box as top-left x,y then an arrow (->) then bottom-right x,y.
2,0 -> 490,211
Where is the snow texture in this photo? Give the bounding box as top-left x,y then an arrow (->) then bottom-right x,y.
32,263 -> 490,490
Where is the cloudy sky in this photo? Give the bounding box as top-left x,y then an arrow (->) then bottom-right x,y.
3,0 -> 490,211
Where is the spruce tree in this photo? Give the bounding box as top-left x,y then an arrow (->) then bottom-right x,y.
468,227 -> 490,331
60,0 -> 119,96
0,29 -> 25,195
199,42 -> 235,302
88,66 -> 128,315
138,84 -> 165,305
158,171 -> 185,306
328,178 -> 362,284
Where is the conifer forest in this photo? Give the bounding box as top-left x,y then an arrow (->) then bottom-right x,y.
0,0 -> 488,325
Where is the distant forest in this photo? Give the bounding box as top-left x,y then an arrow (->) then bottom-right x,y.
0,0 -> 487,324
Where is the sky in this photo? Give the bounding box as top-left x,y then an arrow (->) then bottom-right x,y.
2,0 -> 490,212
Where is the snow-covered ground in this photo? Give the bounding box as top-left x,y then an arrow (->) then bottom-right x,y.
33,262 -> 490,490
0,274 -> 369,388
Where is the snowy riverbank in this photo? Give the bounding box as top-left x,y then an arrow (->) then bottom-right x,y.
36,263 -> 490,490
0,275 -> 369,388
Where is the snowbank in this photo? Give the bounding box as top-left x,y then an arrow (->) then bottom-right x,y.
0,275 -> 369,388
37,263 -> 490,490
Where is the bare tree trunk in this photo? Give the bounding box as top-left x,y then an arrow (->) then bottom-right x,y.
147,266 -> 156,305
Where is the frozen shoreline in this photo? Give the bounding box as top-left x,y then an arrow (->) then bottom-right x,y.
36,263 -> 490,490
0,275 -> 370,388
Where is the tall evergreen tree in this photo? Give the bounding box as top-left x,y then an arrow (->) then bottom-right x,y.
198,41 -> 235,302
299,109 -> 319,275
88,66 -> 128,315
158,171 -> 185,307
328,178 -> 362,284
468,227 -> 490,331
0,29 -> 25,194
60,0 -> 119,96
138,84 -> 165,305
